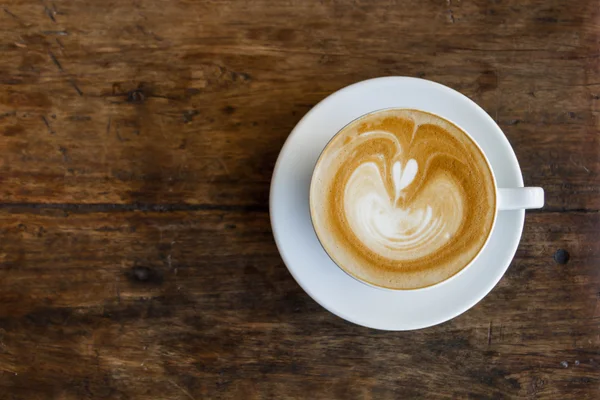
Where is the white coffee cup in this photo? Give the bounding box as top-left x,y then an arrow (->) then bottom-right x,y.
309,108 -> 544,291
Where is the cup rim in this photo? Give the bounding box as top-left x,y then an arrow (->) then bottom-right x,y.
308,107 -> 499,292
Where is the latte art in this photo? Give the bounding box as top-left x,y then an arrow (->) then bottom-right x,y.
344,160 -> 463,262
310,109 -> 496,289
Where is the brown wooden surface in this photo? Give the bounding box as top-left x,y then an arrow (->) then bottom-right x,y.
0,0 -> 599,398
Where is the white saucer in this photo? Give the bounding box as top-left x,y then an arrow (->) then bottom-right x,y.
270,77 -> 525,330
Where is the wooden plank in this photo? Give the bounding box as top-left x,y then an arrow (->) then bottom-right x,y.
0,0 -> 598,210
0,209 -> 598,399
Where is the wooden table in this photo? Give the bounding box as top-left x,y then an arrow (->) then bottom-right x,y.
0,0 -> 598,398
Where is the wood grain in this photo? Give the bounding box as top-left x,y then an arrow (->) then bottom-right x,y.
0,0 -> 598,398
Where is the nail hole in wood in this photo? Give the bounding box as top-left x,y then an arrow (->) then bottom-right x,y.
128,266 -> 163,285
132,266 -> 151,281
553,249 -> 570,265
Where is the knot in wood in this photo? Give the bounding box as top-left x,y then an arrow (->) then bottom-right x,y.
553,249 -> 570,265
132,266 -> 151,281
127,89 -> 145,104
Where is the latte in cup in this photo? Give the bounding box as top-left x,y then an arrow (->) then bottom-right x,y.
309,109 -> 496,290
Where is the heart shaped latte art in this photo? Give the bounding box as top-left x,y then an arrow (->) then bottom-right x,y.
344,154 -> 464,262
310,109 -> 496,290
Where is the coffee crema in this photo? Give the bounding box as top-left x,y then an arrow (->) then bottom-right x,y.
310,109 -> 496,290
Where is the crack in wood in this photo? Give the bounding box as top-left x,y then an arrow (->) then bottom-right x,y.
42,30 -> 68,36
0,203 -> 269,213
43,3 -> 57,23
167,379 -> 195,400
48,50 -> 63,71
48,51 -> 83,96
41,116 -> 55,134
529,208 -> 599,214
95,90 -> 184,102
58,146 -> 71,163
447,1 -> 455,24
3,7 -> 21,21
0,111 -> 16,120
70,79 -> 83,96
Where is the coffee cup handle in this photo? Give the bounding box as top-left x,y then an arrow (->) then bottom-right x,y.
497,187 -> 544,210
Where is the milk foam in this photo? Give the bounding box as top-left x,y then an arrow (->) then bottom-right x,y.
344,159 -> 463,261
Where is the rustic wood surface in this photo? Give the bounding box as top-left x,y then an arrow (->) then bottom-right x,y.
0,0 -> 599,398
